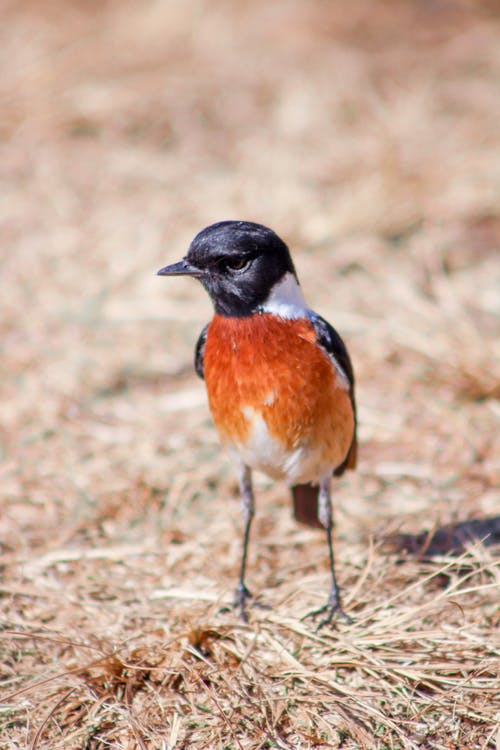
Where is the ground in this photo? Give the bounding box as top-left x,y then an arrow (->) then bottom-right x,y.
1,1 -> 499,748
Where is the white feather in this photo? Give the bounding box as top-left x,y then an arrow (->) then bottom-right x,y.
235,407 -> 332,483
260,272 -> 308,319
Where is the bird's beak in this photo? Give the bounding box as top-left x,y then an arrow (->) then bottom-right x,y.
156,259 -> 203,277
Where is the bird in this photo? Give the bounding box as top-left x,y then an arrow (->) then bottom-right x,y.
157,220 -> 357,627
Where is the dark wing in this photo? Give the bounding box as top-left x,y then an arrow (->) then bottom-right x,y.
194,324 -> 209,380
308,311 -> 355,392
291,313 -> 357,528
308,311 -> 357,475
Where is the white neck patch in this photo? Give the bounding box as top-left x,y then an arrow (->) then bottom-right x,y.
259,272 -> 309,319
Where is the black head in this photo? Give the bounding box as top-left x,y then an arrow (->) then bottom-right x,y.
157,221 -> 298,317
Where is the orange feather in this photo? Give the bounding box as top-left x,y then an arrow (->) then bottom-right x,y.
204,314 -> 354,480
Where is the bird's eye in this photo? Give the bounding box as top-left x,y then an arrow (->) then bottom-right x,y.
224,257 -> 250,272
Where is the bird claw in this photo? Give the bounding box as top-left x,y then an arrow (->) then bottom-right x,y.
232,583 -> 270,622
234,582 -> 253,622
303,596 -> 353,631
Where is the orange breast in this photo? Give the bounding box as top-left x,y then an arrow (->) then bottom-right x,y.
203,314 -> 354,481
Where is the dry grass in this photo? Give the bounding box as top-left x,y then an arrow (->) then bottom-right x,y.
1,1 -> 499,748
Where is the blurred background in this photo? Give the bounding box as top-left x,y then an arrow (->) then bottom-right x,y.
1,1 -> 499,744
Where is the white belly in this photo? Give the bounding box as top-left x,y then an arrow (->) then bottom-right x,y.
227,407 -> 333,484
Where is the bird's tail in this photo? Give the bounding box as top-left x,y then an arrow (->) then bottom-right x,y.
291,484 -> 323,528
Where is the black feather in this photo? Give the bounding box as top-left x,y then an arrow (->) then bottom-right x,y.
194,324 -> 208,380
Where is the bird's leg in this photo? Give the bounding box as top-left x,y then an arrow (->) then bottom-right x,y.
304,474 -> 352,629
235,464 -> 255,622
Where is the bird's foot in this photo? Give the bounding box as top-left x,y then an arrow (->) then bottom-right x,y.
234,582 -> 253,622
303,593 -> 353,631
223,583 -> 270,622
